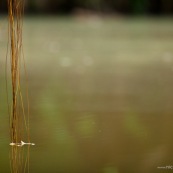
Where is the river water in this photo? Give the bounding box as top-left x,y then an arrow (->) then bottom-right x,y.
0,17 -> 173,173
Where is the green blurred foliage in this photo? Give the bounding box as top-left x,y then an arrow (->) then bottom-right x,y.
0,0 -> 173,14
131,0 -> 149,14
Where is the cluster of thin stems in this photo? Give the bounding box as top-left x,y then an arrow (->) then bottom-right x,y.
7,0 -> 30,172
7,0 -> 29,143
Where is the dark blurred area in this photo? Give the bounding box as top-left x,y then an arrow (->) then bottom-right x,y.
1,0 -> 173,15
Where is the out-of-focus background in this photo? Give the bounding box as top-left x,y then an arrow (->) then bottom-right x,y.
1,1 -> 173,173
0,0 -> 173,15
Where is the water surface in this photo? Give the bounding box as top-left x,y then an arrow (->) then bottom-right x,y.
0,17 -> 173,173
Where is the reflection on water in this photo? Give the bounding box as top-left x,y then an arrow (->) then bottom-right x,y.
0,17 -> 173,173
10,146 -> 30,173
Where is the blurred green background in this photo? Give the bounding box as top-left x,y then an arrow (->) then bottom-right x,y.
0,0 -> 173,15
1,1 -> 173,173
